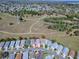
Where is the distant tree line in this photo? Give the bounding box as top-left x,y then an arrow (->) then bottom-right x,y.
9,9 -> 42,16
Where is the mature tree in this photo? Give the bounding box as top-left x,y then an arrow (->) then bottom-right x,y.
0,17 -> 2,20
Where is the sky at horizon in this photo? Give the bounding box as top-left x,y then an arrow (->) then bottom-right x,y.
42,0 -> 79,1
1,0 -> 79,1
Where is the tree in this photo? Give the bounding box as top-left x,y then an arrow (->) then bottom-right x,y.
41,35 -> 46,39
19,36 -> 23,40
11,38 -> 17,41
19,16 -> 24,22
74,31 -> 79,36
0,17 -> 2,20
0,39 -> 5,42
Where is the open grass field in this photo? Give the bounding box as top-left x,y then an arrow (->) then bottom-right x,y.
0,13 -> 79,51
0,13 -> 42,33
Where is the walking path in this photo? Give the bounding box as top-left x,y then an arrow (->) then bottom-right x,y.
29,15 -> 47,33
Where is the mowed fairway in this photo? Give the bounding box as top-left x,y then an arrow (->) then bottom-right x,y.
0,13 -> 79,51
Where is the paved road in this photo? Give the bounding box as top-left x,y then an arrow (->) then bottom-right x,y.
0,31 -> 58,35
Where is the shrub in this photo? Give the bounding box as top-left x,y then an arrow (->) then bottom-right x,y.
9,23 -> 14,25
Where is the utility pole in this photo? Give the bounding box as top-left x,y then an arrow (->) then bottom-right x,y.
16,14 -> 20,24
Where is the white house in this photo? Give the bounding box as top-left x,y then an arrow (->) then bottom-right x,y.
9,41 -> 16,49
56,45 -> 63,55
20,40 -> 25,48
23,50 -> 29,59
50,42 -> 58,51
4,41 -> 10,51
0,42 -> 5,50
15,40 -> 20,50
61,47 -> 69,58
